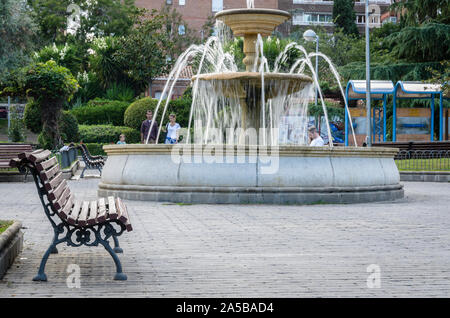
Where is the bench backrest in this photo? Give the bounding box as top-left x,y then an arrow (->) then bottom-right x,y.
0,144 -> 33,162
13,149 -> 74,220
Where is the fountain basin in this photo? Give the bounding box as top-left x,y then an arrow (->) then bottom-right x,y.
215,9 -> 291,37
193,72 -> 313,98
98,145 -> 404,204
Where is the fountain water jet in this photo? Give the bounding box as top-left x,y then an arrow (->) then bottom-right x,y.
98,4 -> 404,204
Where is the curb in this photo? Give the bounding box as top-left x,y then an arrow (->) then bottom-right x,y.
0,221 -> 23,279
400,171 -> 450,182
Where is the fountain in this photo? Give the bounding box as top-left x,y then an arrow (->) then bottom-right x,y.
97,4 -> 403,204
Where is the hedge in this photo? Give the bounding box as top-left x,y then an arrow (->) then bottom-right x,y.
70,98 -> 130,126
124,97 -> 192,131
78,124 -> 140,144
82,143 -> 107,156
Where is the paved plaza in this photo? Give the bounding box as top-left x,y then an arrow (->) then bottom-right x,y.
0,179 -> 449,297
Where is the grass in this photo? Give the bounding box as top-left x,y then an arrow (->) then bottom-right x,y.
0,220 -> 13,234
395,158 -> 450,171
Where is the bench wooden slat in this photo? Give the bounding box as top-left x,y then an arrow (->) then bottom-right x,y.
18,149 -> 42,160
29,150 -> 52,163
107,196 -> 117,219
59,194 -> 75,220
39,163 -> 60,181
119,199 -> 129,224
77,201 -> 90,226
44,172 -> 64,192
87,200 -> 98,225
48,179 -> 67,202
97,198 -> 107,222
53,186 -> 71,211
36,157 -> 58,172
68,201 -> 82,225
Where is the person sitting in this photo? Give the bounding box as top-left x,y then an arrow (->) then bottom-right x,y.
163,113 -> 181,144
308,126 -> 325,147
117,134 -> 126,145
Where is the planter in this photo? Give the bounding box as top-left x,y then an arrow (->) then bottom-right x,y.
0,221 -> 23,279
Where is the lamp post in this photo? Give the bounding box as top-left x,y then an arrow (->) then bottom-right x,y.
303,29 -> 319,106
365,0 -> 372,146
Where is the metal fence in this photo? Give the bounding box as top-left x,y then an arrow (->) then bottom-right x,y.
395,150 -> 450,171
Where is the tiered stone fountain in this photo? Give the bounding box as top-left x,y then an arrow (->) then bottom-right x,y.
98,7 -> 403,204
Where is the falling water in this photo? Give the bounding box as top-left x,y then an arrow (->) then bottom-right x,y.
146,17 -> 357,147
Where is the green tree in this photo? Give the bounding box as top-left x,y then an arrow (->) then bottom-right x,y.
392,0 -> 450,26
0,0 -> 37,85
27,0 -> 139,45
332,0 -> 359,36
3,61 -> 79,149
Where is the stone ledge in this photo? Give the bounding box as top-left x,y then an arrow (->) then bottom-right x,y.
400,171 -> 450,182
0,221 -> 23,279
99,185 -> 404,204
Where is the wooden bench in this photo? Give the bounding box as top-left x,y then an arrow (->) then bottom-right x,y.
77,143 -> 105,178
10,149 -> 133,281
0,144 -> 33,180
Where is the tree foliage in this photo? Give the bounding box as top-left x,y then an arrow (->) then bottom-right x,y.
332,0 -> 359,36
0,0 -> 37,85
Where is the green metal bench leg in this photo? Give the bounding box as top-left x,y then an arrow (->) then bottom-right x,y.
99,239 -> 127,281
33,240 -> 59,281
113,236 -> 123,253
80,165 -> 87,178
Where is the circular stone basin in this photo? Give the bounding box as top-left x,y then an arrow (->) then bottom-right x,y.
98,144 -> 404,204
192,72 -> 313,98
215,8 -> 291,36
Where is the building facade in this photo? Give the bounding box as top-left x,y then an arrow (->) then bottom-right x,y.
135,0 -> 278,38
278,0 -> 394,35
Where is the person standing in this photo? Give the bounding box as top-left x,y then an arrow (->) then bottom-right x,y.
164,114 -> 181,144
141,110 -> 158,144
308,126 -> 325,147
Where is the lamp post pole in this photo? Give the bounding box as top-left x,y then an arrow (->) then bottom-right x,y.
365,0 -> 372,146
315,35 -> 319,106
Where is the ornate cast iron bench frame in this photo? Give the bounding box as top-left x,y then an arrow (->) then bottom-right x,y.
10,149 -> 132,281
77,143 -> 105,178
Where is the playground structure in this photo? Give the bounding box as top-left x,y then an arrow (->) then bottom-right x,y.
344,80 -> 448,146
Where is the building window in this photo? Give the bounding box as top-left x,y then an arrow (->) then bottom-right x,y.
356,15 -> 365,24
212,0 -> 223,12
179,0 -> 185,5
293,12 -> 332,25
166,0 -> 172,4
178,25 -> 185,35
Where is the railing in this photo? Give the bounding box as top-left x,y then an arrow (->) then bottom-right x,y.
395,150 -> 450,171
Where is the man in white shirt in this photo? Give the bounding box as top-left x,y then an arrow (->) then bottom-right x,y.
308,126 -> 325,147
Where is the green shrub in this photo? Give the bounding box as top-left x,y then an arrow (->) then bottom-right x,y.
60,111 -> 79,142
78,124 -> 140,144
8,106 -> 26,142
38,129 -> 53,149
124,97 -> 192,130
23,100 -> 42,133
70,98 -> 130,126
124,97 -> 158,130
25,102 -> 79,142
105,83 -> 135,102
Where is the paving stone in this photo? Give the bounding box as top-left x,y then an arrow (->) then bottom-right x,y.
0,179 -> 449,297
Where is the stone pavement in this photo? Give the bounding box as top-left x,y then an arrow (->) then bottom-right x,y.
0,179 -> 449,297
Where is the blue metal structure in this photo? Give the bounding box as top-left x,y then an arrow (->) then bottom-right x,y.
345,80 -> 394,146
393,82 -> 444,142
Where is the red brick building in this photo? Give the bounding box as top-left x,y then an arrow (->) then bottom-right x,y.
135,0 -> 278,37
